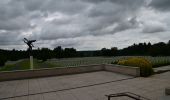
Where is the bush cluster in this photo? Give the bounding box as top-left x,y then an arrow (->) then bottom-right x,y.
0,56 -> 7,67
117,57 -> 153,77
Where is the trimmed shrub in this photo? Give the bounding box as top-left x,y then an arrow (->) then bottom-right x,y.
117,57 -> 153,77
0,60 -> 5,66
111,60 -> 118,64
0,57 -> 7,67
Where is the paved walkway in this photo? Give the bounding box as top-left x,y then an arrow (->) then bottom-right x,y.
0,71 -> 170,100
154,65 -> 170,73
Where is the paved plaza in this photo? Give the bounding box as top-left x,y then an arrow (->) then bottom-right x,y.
154,65 -> 170,73
0,71 -> 169,100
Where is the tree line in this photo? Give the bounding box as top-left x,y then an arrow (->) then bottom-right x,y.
0,40 -> 170,66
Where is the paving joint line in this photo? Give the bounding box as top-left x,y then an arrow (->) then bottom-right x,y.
0,77 -> 136,100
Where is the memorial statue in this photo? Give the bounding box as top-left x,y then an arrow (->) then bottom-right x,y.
23,38 -> 36,51
23,38 -> 36,69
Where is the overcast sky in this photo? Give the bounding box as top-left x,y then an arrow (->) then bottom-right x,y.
0,0 -> 170,50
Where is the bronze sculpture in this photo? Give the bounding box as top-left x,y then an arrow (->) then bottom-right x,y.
23,38 -> 36,69
23,38 -> 36,51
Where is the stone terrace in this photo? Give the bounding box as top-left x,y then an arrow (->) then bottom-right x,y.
0,71 -> 170,100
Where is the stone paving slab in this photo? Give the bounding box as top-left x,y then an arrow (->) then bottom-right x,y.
0,71 -> 170,100
154,65 -> 170,72
0,71 -> 132,100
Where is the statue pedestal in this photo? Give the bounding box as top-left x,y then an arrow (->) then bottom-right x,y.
30,56 -> 33,70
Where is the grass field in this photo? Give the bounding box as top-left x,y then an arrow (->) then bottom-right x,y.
0,59 -> 59,71
0,56 -> 170,71
48,56 -> 170,67
48,57 -> 114,67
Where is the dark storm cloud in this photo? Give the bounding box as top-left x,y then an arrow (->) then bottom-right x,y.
113,17 -> 140,33
149,0 -> 170,11
143,26 -> 166,33
0,30 -> 23,45
19,0 -> 88,15
0,17 -> 33,31
35,0 -> 145,40
0,0 -> 25,20
142,23 -> 167,33
0,0 -> 170,50
0,0 -> 37,31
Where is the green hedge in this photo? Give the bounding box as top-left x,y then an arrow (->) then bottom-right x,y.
117,57 -> 153,77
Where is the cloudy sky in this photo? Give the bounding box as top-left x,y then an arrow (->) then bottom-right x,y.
0,0 -> 170,50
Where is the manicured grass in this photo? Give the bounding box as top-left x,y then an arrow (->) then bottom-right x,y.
34,60 -> 63,69
145,57 -> 170,68
0,59 -> 61,71
0,59 -> 30,71
46,56 -> 170,68
0,56 -> 170,72
48,57 -> 113,67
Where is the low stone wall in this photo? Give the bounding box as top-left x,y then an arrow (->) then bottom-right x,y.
0,64 -> 104,81
104,64 -> 140,77
0,64 -> 140,81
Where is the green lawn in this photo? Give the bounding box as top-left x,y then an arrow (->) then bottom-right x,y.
34,60 -> 63,69
0,59 -> 30,71
48,56 -> 170,67
0,59 -> 61,71
47,57 -> 114,67
0,56 -> 170,72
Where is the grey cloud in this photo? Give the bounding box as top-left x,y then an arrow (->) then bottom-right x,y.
12,0 -> 88,15
142,24 -> 167,33
113,17 -> 140,33
35,21 -> 84,40
87,0 -> 145,17
82,0 -> 144,34
149,0 -> 170,11
84,0 -> 144,5
83,0 -> 105,3
141,20 -> 167,33
18,0 -> 45,11
0,31 -> 24,45
0,0 -> 88,31
0,0 -> 169,50
84,0 -> 146,14
52,38 -> 82,48
0,0 -> 37,31
27,0 -> 145,41
27,0 -> 87,15
0,17 -> 32,31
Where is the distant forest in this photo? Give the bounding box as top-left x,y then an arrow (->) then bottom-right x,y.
1,40 -> 170,66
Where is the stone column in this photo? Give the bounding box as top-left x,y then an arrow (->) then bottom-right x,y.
30,56 -> 33,70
